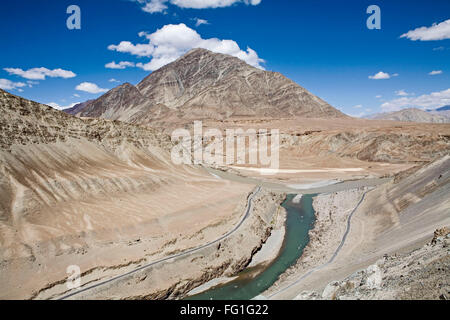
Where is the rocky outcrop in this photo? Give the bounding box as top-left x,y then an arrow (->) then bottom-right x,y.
295,229 -> 450,300
0,89 -> 171,152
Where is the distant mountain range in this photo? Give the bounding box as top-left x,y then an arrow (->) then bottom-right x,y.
366,107 -> 450,123
65,48 -> 345,125
430,105 -> 450,112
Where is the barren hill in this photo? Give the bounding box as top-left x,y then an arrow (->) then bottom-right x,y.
0,89 -> 272,299
68,48 -> 345,124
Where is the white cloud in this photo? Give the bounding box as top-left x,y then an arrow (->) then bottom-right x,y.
109,23 -> 264,71
433,46 -> 445,51
395,90 -> 409,96
139,0 -> 168,13
194,18 -> 209,27
353,104 -> 363,109
75,82 -> 108,94
400,19 -> 450,41
375,95 -> 382,98
368,71 -> 396,80
108,40 -> 154,57
73,93 -> 81,97
0,79 -> 26,91
109,78 -> 120,83
134,0 -> 261,13
4,67 -> 76,80
429,70 -> 443,75
26,80 -> 39,88
46,102 -> 80,111
105,61 -> 136,69
171,0 -> 260,9
381,88 -> 450,112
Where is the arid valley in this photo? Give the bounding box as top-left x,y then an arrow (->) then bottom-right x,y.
1,1 -> 449,305
0,48 -> 448,301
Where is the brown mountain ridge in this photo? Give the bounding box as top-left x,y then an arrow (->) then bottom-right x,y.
67,48 -> 346,124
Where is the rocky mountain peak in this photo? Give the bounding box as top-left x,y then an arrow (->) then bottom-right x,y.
66,49 -> 346,124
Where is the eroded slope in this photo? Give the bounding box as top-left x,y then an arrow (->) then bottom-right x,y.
0,89 -> 263,299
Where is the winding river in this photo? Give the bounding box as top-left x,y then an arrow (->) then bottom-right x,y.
187,194 -> 316,300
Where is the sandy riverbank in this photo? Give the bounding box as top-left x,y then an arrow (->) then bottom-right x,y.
263,188 -> 367,297
248,207 -> 286,268
186,276 -> 239,296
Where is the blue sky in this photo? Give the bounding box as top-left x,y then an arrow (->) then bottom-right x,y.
0,0 -> 449,116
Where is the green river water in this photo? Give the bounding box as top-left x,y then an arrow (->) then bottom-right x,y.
187,194 -> 316,300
